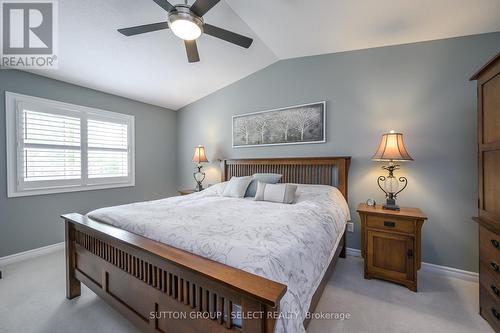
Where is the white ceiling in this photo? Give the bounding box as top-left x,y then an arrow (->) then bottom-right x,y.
29,0 -> 277,110
226,0 -> 500,59
30,0 -> 500,110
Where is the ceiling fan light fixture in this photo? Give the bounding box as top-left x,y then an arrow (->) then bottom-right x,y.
168,5 -> 203,41
118,0 -> 254,63
170,19 -> 202,40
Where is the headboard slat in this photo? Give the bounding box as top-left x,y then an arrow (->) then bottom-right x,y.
221,157 -> 351,201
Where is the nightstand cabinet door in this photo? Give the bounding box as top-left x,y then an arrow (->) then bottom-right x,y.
366,230 -> 415,283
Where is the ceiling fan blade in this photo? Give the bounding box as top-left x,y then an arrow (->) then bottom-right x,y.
118,22 -> 169,36
190,0 -> 220,17
152,0 -> 175,12
203,24 -> 253,49
184,40 -> 200,63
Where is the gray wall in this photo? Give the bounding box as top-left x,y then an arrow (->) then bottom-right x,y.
177,32 -> 500,272
0,70 -> 177,257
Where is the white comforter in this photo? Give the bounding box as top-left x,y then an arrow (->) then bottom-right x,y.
87,183 -> 350,333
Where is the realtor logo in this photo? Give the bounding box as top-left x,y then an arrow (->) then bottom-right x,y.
1,0 -> 58,68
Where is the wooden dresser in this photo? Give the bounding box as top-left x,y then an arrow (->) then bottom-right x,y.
471,52 -> 500,332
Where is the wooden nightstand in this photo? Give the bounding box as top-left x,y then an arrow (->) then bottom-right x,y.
357,203 -> 427,292
178,189 -> 196,196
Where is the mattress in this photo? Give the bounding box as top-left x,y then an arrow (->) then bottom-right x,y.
88,183 -> 350,333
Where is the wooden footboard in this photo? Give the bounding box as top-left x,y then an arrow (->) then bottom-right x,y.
63,213 -> 287,333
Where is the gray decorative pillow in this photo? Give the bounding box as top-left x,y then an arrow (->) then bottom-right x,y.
221,176 -> 253,198
245,173 -> 283,197
254,182 -> 297,204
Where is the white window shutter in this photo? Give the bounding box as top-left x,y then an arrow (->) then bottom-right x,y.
20,109 -> 82,185
6,92 -> 135,197
87,119 -> 129,179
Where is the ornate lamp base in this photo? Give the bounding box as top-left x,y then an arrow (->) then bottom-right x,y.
193,165 -> 206,192
195,182 -> 203,192
377,162 -> 407,211
383,197 -> 400,211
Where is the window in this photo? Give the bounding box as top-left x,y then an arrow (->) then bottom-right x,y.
6,92 -> 135,197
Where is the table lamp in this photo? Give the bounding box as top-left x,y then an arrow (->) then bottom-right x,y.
372,130 -> 413,210
192,145 -> 208,191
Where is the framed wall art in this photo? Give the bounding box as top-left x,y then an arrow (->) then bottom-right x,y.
232,101 -> 326,148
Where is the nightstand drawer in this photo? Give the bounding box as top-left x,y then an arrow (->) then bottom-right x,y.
366,215 -> 415,234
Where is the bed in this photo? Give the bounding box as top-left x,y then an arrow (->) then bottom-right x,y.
62,157 -> 351,333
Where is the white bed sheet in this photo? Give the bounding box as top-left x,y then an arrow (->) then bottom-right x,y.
87,183 -> 349,333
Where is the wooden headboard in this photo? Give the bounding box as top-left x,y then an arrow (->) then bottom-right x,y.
221,157 -> 351,201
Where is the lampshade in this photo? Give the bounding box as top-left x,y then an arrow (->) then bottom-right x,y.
372,131 -> 413,161
192,145 -> 208,164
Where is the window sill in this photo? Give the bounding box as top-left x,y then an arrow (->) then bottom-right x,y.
7,181 -> 135,198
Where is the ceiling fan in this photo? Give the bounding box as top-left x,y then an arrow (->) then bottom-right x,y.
118,0 -> 253,63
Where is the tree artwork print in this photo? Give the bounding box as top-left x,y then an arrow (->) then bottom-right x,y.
232,102 -> 325,147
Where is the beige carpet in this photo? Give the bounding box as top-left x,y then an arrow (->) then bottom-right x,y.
0,250 -> 492,333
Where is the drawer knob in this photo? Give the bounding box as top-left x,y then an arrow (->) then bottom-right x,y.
492,239 -> 500,249
492,285 -> 500,296
384,221 -> 396,228
407,249 -> 414,258
492,308 -> 500,320
491,262 -> 500,272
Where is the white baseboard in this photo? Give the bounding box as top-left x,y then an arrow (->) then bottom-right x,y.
0,242 -> 64,267
346,247 -> 478,283
420,262 -> 479,282
346,247 -> 362,257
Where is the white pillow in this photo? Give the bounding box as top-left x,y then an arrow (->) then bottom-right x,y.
222,176 -> 253,198
204,181 -> 228,195
254,182 -> 297,204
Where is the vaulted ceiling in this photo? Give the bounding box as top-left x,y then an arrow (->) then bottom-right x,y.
30,0 -> 500,110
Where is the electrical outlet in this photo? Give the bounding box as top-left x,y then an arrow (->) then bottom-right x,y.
347,222 -> 354,233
